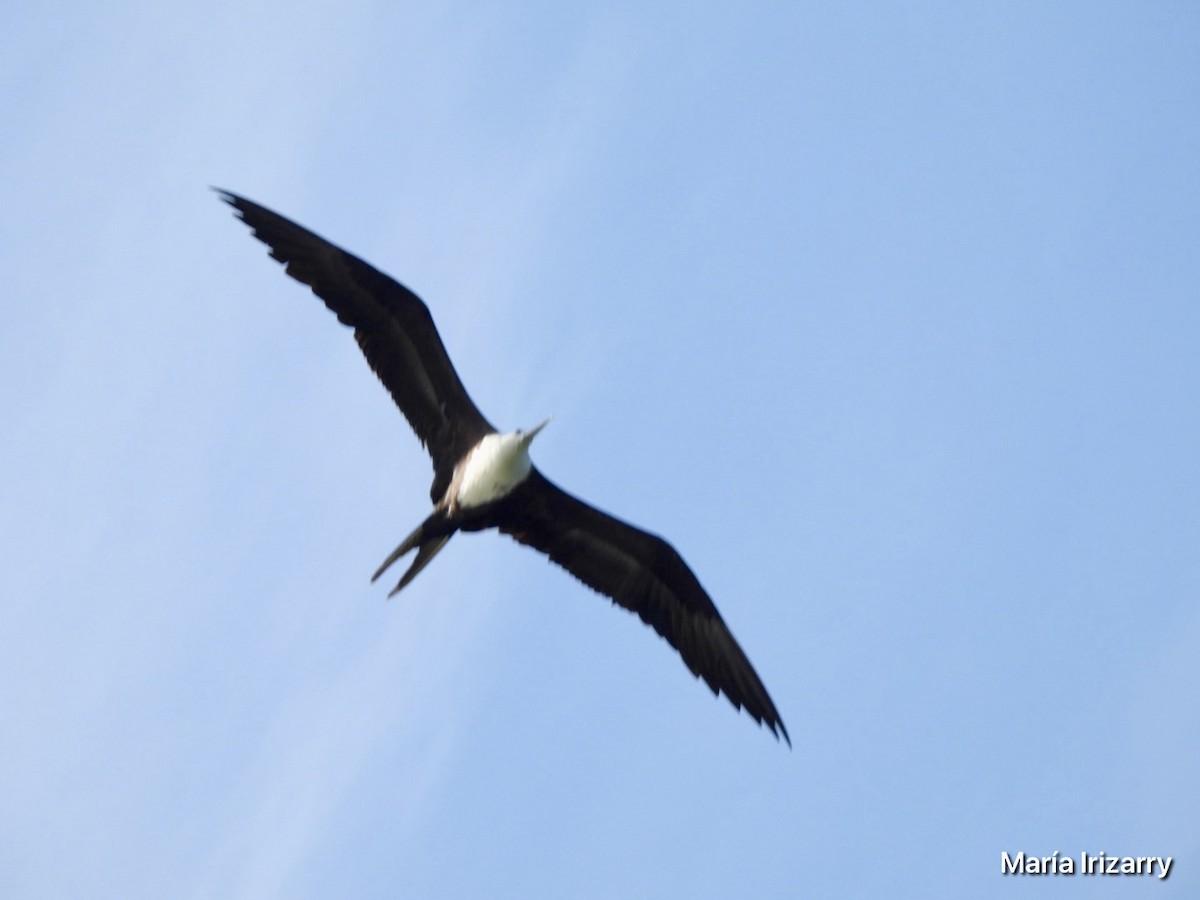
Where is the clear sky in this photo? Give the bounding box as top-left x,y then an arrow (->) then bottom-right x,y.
2,2 -> 1198,897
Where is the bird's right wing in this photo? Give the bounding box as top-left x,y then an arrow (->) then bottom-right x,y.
219,190 -> 495,499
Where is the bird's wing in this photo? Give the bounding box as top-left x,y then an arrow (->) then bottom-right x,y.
218,190 -> 494,499
497,470 -> 789,744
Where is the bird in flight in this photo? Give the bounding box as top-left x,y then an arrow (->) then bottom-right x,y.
218,190 -> 788,744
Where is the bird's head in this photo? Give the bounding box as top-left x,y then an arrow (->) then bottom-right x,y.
517,415 -> 553,448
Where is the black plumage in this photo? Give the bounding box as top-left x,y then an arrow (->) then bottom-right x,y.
219,189 -> 788,744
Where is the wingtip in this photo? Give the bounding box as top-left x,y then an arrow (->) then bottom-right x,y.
212,188 -> 250,215
756,710 -> 791,748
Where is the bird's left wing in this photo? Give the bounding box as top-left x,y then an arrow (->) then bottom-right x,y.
496,470 -> 790,744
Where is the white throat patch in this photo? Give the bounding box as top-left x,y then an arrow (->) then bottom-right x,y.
455,432 -> 534,508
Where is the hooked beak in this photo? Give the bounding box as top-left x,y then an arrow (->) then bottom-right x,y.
522,415 -> 553,445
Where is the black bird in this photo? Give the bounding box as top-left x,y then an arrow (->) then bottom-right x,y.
219,190 -> 788,744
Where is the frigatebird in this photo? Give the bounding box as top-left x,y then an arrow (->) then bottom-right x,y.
218,190 -> 789,744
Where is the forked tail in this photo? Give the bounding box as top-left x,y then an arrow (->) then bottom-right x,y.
371,512 -> 455,596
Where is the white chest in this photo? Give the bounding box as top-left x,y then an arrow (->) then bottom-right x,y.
454,432 -> 533,508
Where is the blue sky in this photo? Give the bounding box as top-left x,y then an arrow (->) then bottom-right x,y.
2,2 -> 1198,897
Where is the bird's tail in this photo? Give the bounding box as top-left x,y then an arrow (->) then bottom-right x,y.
371,512 -> 455,597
